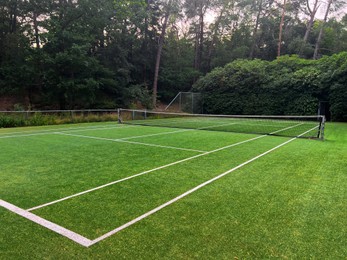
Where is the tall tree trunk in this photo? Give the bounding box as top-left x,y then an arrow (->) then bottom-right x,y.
142,0 -> 150,82
277,0 -> 287,57
33,12 -> 40,48
193,4 -> 205,72
303,0 -> 320,43
194,27 -> 199,70
152,0 -> 172,108
9,0 -> 18,33
249,0 -> 263,59
313,0 -> 333,59
207,8 -> 225,71
197,6 -> 204,71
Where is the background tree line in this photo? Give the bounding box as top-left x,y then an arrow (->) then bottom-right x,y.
0,0 -> 346,120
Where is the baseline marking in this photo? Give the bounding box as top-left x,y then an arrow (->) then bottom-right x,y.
0,199 -> 92,247
27,123 -> 304,212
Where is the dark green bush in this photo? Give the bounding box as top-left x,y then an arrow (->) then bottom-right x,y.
0,116 -> 26,128
194,53 -> 347,121
0,112 -> 118,128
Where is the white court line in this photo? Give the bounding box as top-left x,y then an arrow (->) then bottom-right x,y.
27,135 -> 265,212
0,199 -> 93,247
57,125 -> 137,133
119,122 -> 238,140
1,123 -> 312,248
89,125 -> 318,246
0,125 -> 134,139
54,132 -> 207,153
0,123 -> 120,136
27,123 -> 305,212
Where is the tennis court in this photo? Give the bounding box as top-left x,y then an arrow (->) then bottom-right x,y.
1,112 -> 346,258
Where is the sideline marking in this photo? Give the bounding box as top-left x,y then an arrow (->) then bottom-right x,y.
0,199 -> 92,247
89,125 -> 317,246
27,123 -> 304,212
0,125 -> 133,139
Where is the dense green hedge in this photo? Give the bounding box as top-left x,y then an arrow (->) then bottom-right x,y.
194,53 -> 347,121
0,113 -> 118,128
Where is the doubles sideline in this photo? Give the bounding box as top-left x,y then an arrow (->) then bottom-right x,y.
0,124 -> 133,139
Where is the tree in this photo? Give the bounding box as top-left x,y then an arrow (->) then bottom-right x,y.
152,0 -> 174,107
303,0 -> 321,45
313,0 -> 333,59
278,0 -> 288,57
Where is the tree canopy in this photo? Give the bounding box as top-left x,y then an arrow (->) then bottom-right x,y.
0,0 -> 346,120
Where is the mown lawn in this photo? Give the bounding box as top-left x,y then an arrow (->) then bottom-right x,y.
0,122 -> 346,259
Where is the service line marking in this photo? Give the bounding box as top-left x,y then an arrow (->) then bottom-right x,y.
54,132 -> 207,153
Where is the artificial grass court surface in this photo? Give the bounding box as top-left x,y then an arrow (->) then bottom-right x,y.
0,122 -> 346,259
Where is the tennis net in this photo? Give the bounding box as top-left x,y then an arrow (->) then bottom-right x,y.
118,109 -> 325,139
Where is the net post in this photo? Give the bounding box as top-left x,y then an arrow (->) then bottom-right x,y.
320,116 -> 326,140
179,92 -> 182,111
117,109 -> 122,123
317,115 -> 325,140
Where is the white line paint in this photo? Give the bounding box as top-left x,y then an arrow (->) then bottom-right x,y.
57,125 -> 136,133
27,123 -> 306,212
2,124 -> 315,247
117,122 -> 238,140
0,132 -> 56,139
120,129 -> 191,140
27,135 -> 265,212
0,123 -> 119,136
103,120 -> 294,142
0,124 -> 133,139
0,199 -> 92,247
117,139 -> 206,153
89,125 -> 318,246
54,132 -> 207,153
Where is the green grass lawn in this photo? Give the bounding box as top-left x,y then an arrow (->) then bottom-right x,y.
0,122 -> 346,259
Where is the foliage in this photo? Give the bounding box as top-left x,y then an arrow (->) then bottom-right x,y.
0,112 -> 118,128
194,53 -> 347,121
0,0 -> 346,120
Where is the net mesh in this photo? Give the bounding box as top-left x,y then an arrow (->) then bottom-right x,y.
119,109 -> 325,139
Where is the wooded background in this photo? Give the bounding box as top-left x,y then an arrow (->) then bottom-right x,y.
0,0 -> 346,121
